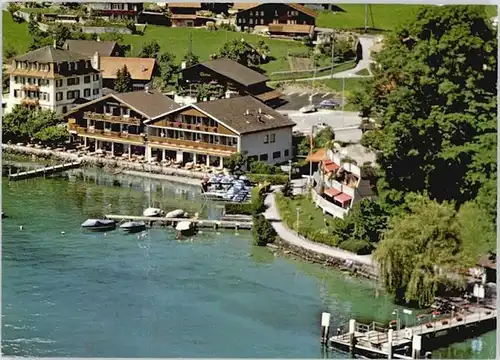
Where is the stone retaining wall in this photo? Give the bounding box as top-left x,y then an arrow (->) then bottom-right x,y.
271,236 -> 379,280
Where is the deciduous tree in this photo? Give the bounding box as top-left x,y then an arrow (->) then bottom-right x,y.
114,65 -> 133,93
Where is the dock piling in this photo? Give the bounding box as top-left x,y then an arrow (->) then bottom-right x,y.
411,335 -> 422,359
320,312 -> 331,345
348,319 -> 356,357
387,328 -> 394,359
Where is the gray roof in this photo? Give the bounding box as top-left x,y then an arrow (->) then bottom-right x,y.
14,45 -> 90,63
114,90 -> 180,118
63,40 -> 118,57
196,95 -> 295,134
196,58 -> 269,87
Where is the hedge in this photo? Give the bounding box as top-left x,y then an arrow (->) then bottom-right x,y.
248,173 -> 288,185
224,183 -> 270,215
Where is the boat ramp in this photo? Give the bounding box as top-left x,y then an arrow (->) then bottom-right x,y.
8,161 -> 82,181
105,214 -> 253,230
321,304 -> 496,359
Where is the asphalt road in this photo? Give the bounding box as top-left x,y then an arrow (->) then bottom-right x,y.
282,110 -> 361,132
277,91 -> 343,111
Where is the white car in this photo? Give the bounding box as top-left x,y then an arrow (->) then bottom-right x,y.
299,105 -> 317,113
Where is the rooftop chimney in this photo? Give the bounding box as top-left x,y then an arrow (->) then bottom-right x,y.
258,108 -> 262,114
53,40 -> 57,49
181,61 -> 187,70
63,42 -> 69,50
92,51 -> 100,70
245,109 -> 250,116
144,85 -> 150,93
97,36 -> 101,42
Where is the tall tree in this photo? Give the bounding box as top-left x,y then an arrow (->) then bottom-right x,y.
353,6 -> 497,208
214,39 -> 262,66
139,40 -> 161,59
182,51 -> 199,68
114,65 -> 133,93
157,51 -> 178,89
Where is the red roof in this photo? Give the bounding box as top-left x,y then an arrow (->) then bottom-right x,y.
324,188 -> 341,197
334,193 -> 352,203
323,159 -> 340,173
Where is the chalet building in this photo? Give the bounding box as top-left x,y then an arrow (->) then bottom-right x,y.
5,44 -> 102,114
86,2 -> 144,21
268,24 -> 315,38
99,57 -> 159,91
177,58 -> 283,107
63,39 -> 123,57
236,3 -> 316,31
145,95 -> 295,168
166,2 -> 214,27
65,90 -> 180,159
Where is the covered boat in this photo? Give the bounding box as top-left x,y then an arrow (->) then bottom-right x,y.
143,208 -> 165,217
175,220 -> 197,238
81,219 -> 116,232
165,209 -> 187,219
120,221 -> 147,233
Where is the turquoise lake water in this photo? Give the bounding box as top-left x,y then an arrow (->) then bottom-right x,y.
1,168 -> 496,358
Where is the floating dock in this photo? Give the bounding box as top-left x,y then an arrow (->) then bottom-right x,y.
105,214 -> 253,230
321,305 -> 496,359
8,161 -> 82,181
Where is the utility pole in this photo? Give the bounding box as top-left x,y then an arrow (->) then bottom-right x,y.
188,31 -> 193,54
364,4 -> 368,33
330,34 -> 335,77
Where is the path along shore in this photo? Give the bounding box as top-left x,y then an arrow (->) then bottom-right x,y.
4,143 -> 378,277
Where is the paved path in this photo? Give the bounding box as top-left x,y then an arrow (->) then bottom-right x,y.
263,189 -> 374,267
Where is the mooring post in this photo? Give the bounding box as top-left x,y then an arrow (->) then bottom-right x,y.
348,319 -> 356,357
387,328 -> 393,359
412,334 -> 422,359
425,351 -> 432,359
320,312 -> 331,345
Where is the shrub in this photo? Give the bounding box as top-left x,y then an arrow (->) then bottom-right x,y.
339,239 -> 374,255
225,203 -> 253,215
249,161 -> 281,175
248,174 -> 288,185
252,214 -> 276,246
281,180 -> 293,198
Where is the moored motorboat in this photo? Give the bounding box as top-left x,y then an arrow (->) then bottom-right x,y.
120,221 -> 147,233
143,207 -> 165,217
81,219 -> 116,232
165,209 -> 187,219
175,220 -> 197,239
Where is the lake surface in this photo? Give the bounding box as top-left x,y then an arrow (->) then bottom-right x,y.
1,169 -> 496,358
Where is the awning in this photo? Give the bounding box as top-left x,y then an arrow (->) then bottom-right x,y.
334,193 -> 352,203
254,90 -> 283,102
323,160 -> 339,173
306,148 -> 327,162
324,188 -> 341,198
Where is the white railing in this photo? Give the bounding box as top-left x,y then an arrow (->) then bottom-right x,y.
311,189 -> 349,219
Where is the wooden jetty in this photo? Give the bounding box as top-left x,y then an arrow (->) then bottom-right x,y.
8,161 -> 82,181
321,305 -> 496,359
105,214 -> 253,230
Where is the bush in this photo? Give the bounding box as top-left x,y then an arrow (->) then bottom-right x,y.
248,174 -> 288,185
249,161 -> 281,175
225,203 -> 253,215
252,214 -> 276,246
224,184 -> 269,215
282,180 -> 293,197
339,239 -> 374,255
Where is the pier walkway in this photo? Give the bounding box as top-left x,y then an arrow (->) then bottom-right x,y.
328,306 -> 496,358
105,214 -> 252,230
8,161 -> 82,181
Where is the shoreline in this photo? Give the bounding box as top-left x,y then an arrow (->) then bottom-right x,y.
3,144 -> 207,185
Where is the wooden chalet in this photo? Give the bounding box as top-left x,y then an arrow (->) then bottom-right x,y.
99,57 -> 159,91
64,90 -> 180,158
178,58 -> 283,107
236,3 -> 316,31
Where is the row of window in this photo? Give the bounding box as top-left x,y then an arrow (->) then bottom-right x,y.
13,90 -> 51,101
57,74 -> 100,87
247,10 -> 299,17
57,88 -> 100,101
264,133 -> 276,144
13,76 -> 50,86
153,129 -> 238,146
249,149 -> 290,162
15,62 -> 50,71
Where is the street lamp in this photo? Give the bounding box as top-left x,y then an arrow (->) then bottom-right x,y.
288,159 -> 292,181
309,125 -> 317,182
296,207 -> 300,232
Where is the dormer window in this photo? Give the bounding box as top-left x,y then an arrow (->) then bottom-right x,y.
68,62 -> 72,71
74,62 -> 78,70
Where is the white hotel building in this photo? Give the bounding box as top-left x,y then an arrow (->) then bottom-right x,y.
5,43 -> 102,115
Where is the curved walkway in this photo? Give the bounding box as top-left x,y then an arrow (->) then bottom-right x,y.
263,190 -> 375,267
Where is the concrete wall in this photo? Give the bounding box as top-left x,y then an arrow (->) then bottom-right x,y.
240,127 -> 293,165
311,188 -> 349,219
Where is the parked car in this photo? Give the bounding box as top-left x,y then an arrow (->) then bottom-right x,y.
299,104 -> 317,113
319,99 -> 341,109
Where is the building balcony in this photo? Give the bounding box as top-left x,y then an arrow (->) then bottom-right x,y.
83,112 -> 141,126
74,126 -> 145,144
154,120 -> 219,133
20,98 -> 39,106
311,188 -> 349,219
148,135 -> 237,154
21,85 -> 40,92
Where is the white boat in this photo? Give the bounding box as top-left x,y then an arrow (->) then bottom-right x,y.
165,209 -> 187,219
143,207 -> 165,217
81,219 -> 116,232
120,221 -> 147,233
175,220 -> 196,237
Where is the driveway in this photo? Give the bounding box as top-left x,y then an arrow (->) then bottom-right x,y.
277,91 -> 342,111
282,110 -> 362,133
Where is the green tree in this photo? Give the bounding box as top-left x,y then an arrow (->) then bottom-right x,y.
225,152 -> 247,174
298,126 -> 335,155
139,40 -> 161,59
353,6 -> 497,208
114,65 -> 133,93
183,51 -> 199,68
157,51 -> 178,89
281,180 -> 293,198
252,214 -> 276,246
374,194 -> 466,306
215,39 -> 262,66
50,23 -> 74,48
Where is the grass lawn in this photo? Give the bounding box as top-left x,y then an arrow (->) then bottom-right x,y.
269,60 -> 356,81
121,26 -> 308,74
317,5 -> 498,32
2,12 -> 31,56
